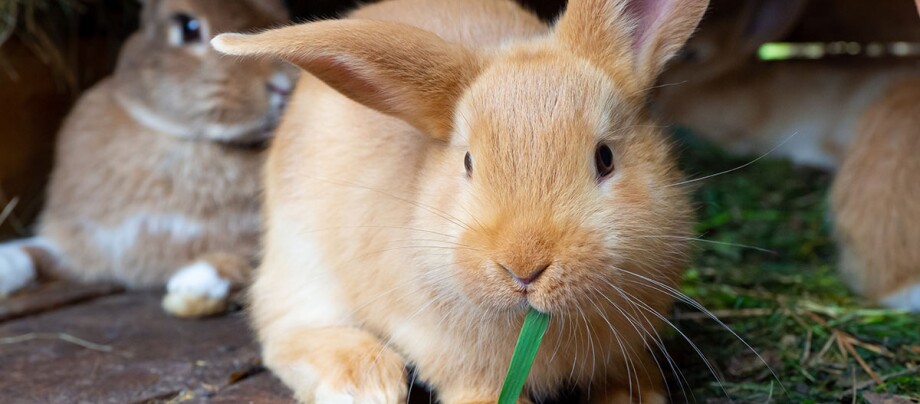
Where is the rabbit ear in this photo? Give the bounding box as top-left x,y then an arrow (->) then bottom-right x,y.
555,0 -> 709,92
212,20 -> 481,141
735,0 -> 807,54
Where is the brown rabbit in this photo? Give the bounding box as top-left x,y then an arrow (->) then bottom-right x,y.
654,0 -> 920,310
213,0 -> 706,401
0,0 -> 293,318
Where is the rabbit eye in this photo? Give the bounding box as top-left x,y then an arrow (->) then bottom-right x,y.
464,152 -> 473,177
170,13 -> 203,46
595,144 -> 615,179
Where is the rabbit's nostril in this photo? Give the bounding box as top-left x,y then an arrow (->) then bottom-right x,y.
502,263 -> 549,286
266,82 -> 291,96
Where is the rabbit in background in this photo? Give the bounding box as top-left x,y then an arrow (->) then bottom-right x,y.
213,0 -> 706,401
654,0 -> 920,310
654,0 -> 918,170
0,0 -> 295,318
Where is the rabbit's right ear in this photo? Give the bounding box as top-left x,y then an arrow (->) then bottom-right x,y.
554,0 -> 709,93
212,20 -> 481,141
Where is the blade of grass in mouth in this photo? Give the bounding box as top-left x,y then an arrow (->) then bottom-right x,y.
498,308 -> 551,404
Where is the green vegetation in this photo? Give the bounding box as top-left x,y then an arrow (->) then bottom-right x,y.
669,129 -> 920,402
501,309 -> 551,404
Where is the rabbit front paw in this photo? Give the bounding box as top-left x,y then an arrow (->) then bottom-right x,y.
264,327 -> 408,404
161,261 -> 231,318
0,245 -> 36,296
308,350 -> 408,404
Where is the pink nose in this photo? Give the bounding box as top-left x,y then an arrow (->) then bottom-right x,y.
502,263 -> 549,286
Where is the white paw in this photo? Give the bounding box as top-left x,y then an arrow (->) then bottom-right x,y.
315,385 -> 357,404
314,384 -> 402,404
881,283 -> 920,312
161,261 -> 231,318
0,245 -> 36,296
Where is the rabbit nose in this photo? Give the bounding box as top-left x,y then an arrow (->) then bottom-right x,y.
267,72 -> 293,95
501,263 -> 550,286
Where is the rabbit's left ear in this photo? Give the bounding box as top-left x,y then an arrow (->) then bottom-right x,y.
212,20 -> 481,141
554,0 -> 709,91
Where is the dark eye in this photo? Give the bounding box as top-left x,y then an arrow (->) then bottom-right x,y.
595,144 -> 615,179
464,152 -> 473,177
171,13 -> 202,45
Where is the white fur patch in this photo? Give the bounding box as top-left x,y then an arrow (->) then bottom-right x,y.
162,261 -> 232,318
0,245 -> 36,296
166,261 -> 230,299
314,384 -> 396,404
87,213 -> 204,263
881,283 -> 920,312
315,385 -> 357,404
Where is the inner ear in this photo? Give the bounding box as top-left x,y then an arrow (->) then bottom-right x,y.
624,0 -> 669,53
309,56 -> 387,107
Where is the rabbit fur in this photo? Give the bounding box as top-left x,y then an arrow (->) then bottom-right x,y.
213,0 -> 708,401
0,0 -> 293,318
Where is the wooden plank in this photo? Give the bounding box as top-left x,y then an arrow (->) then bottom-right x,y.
0,282 -> 124,323
0,291 -> 576,403
207,372 -> 295,404
0,292 -> 271,403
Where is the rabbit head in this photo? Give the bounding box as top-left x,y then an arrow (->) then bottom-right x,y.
214,0 -> 706,318
114,0 -> 293,145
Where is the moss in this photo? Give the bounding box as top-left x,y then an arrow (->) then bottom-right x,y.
669,129 -> 920,402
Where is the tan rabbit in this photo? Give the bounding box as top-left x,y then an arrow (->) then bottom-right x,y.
654,0 -> 920,310
832,79 -> 920,311
0,0 -> 293,318
212,0 -> 706,401
831,1 -> 920,310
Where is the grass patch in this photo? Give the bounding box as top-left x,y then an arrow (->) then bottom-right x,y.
668,129 -> 920,403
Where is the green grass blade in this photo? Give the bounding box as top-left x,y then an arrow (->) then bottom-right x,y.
498,308 -> 550,404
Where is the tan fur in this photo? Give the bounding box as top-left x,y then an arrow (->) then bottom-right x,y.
214,0 -> 706,401
0,0 -> 290,317
832,79 -> 920,302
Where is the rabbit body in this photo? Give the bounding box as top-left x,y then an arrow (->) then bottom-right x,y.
0,0 -> 292,318
657,60 -> 916,169
832,79 -> 920,308
214,0 -> 707,401
39,78 -> 263,287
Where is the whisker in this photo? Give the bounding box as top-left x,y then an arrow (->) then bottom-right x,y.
592,282 -> 684,403
636,234 -> 778,255
615,267 -> 788,397
666,131 -> 800,188
304,174 -> 474,232
615,286 -> 731,401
